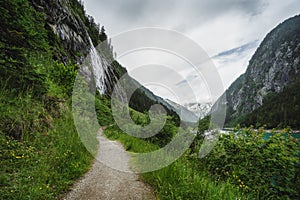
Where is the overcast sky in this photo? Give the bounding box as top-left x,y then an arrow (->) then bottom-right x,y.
82,0 -> 300,104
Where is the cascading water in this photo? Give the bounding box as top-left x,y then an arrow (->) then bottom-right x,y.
79,36 -> 124,99
87,37 -> 108,94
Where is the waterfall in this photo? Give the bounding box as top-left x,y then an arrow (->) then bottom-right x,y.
81,36 -> 122,97
87,37 -> 108,94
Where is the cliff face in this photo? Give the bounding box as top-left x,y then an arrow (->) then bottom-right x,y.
30,0 -> 93,63
27,0 -> 179,117
26,0 -> 129,96
225,15 -> 300,126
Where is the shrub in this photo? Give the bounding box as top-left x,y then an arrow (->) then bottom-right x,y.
197,128 -> 300,199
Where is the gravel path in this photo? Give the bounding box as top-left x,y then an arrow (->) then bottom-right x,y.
63,128 -> 155,200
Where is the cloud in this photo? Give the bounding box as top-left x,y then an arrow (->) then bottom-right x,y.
83,0 -> 267,35
82,0 -> 300,104
233,0 -> 267,15
175,73 -> 199,87
213,40 -> 259,58
212,42 -> 259,89
175,79 -> 188,87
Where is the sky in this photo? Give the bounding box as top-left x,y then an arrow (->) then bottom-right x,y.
82,0 -> 300,104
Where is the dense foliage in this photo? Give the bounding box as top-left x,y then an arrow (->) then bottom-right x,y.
2,0 -> 299,199
239,80 -> 300,128
113,112 -> 300,199
0,0 -> 179,198
224,15 -> 300,129
103,114 -> 249,200
0,0 -> 49,94
0,0 -> 103,198
0,109 -> 93,199
129,88 -> 180,125
104,107 -> 300,200
103,107 -> 178,148
198,128 -> 300,199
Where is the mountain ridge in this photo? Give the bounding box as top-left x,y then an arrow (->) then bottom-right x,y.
222,14 -> 300,128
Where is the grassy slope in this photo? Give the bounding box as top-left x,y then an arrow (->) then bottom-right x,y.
2,1 -> 298,199
103,110 -> 248,200
0,95 -> 97,191
0,0 -> 104,199
104,106 -> 300,199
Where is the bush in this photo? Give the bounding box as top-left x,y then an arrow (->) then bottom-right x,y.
0,110 -> 94,199
104,122 -> 248,200
198,128 -> 300,199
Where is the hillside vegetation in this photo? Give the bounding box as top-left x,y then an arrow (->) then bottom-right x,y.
1,1 -> 299,199
224,15 -> 300,129
0,0 -> 178,199
238,80 -> 300,128
0,0 -> 105,198
104,109 -> 300,199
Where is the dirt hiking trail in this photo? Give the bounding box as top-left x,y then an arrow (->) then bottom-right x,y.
63,128 -> 155,200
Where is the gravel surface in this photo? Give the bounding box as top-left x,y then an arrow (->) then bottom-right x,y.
63,128 -> 155,200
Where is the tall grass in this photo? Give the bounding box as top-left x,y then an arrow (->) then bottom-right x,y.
0,90 -> 94,199
143,155 -> 248,200
104,121 -> 249,200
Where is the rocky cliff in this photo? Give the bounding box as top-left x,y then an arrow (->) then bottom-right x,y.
30,0 -> 105,63
29,0 -> 121,94
38,0 -> 181,119
224,14 -> 300,127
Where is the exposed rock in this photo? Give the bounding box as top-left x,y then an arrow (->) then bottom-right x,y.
29,0 -> 180,118
31,0 -> 91,63
224,15 -> 300,124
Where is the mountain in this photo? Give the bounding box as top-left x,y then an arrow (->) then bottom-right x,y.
0,0 -> 185,143
223,14 -> 300,128
164,99 -> 199,123
30,0 -> 178,116
184,102 -> 212,119
110,72 -> 180,122
1,1 -> 182,197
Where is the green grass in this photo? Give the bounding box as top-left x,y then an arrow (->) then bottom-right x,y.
198,128 -> 300,199
104,122 -> 249,200
0,87 -> 95,199
0,1 -> 110,199
143,156 -> 249,200
105,125 -> 159,153
95,96 -> 114,126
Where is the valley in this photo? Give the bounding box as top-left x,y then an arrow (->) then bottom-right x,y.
0,0 -> 299,200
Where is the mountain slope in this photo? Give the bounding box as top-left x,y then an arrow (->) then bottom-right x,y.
241,79 -> 300,128
224,14 -> 300,128
164,99 -> 199,123
0,0 -> 177,198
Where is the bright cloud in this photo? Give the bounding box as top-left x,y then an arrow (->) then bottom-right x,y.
82,0 -> 300,104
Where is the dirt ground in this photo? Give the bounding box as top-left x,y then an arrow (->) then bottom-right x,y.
63,129 -> 155,200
